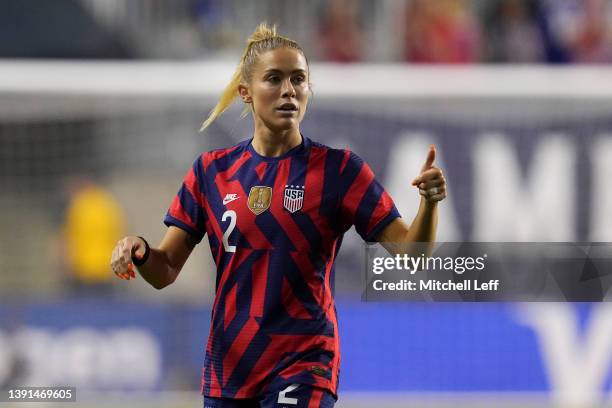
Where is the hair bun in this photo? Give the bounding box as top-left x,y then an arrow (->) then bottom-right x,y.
247,23 -> 278,44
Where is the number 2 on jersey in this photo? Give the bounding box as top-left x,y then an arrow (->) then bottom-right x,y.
221,210 -> 237,252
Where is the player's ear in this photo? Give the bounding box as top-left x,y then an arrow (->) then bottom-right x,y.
238,84 -> 252,104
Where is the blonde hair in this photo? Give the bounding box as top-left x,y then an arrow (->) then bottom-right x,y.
200,23 -> 307,131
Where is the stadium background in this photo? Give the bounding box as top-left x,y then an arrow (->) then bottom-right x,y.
1,0 -> 612,407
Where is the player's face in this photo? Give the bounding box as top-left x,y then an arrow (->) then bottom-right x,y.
245,48 -> 310,133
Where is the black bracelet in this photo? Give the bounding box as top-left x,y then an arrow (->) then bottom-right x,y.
132,236 -> 150,266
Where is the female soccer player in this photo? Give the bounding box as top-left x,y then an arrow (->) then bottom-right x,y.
110,24 -> 446,408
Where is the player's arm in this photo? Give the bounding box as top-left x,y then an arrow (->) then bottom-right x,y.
378,199 -> 438,243
377,145 -> 445,255
110,226 -> 197,289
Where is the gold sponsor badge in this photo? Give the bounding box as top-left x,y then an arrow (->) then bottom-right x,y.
247,186 -> 272,215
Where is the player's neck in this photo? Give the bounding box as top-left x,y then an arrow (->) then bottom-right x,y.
251,127 -> 302,158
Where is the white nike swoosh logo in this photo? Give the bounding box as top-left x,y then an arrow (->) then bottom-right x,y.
223,195 -> 239,205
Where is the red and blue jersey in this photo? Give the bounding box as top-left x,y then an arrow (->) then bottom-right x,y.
164,135 -> 400,398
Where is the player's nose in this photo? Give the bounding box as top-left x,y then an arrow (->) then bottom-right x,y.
281,79 -> 296,98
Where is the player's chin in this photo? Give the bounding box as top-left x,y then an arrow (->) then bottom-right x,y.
271,117 -> 298,131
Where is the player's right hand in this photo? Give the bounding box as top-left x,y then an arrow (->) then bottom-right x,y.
110,236 -> 146,280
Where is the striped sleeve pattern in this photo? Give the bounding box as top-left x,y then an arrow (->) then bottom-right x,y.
164,154 -> 207,243
338,151 -> 400,242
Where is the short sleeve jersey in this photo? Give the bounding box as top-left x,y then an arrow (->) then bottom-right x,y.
164,135 -> 400,398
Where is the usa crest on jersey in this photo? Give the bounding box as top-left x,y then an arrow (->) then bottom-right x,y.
283,185 -> 304,213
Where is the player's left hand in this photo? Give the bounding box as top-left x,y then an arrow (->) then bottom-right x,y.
411,145 -> 447,203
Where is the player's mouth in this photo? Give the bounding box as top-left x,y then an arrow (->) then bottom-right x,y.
276,103 -> 298,114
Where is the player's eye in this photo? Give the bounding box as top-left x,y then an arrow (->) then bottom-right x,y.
292,75 -> 305,84
266,75 -> 280,83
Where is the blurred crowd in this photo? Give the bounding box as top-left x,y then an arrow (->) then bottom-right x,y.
2,0 -> 612,63
315,0 -> 612,63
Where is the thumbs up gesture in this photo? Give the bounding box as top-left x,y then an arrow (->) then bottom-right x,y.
411,145 -> 447,203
